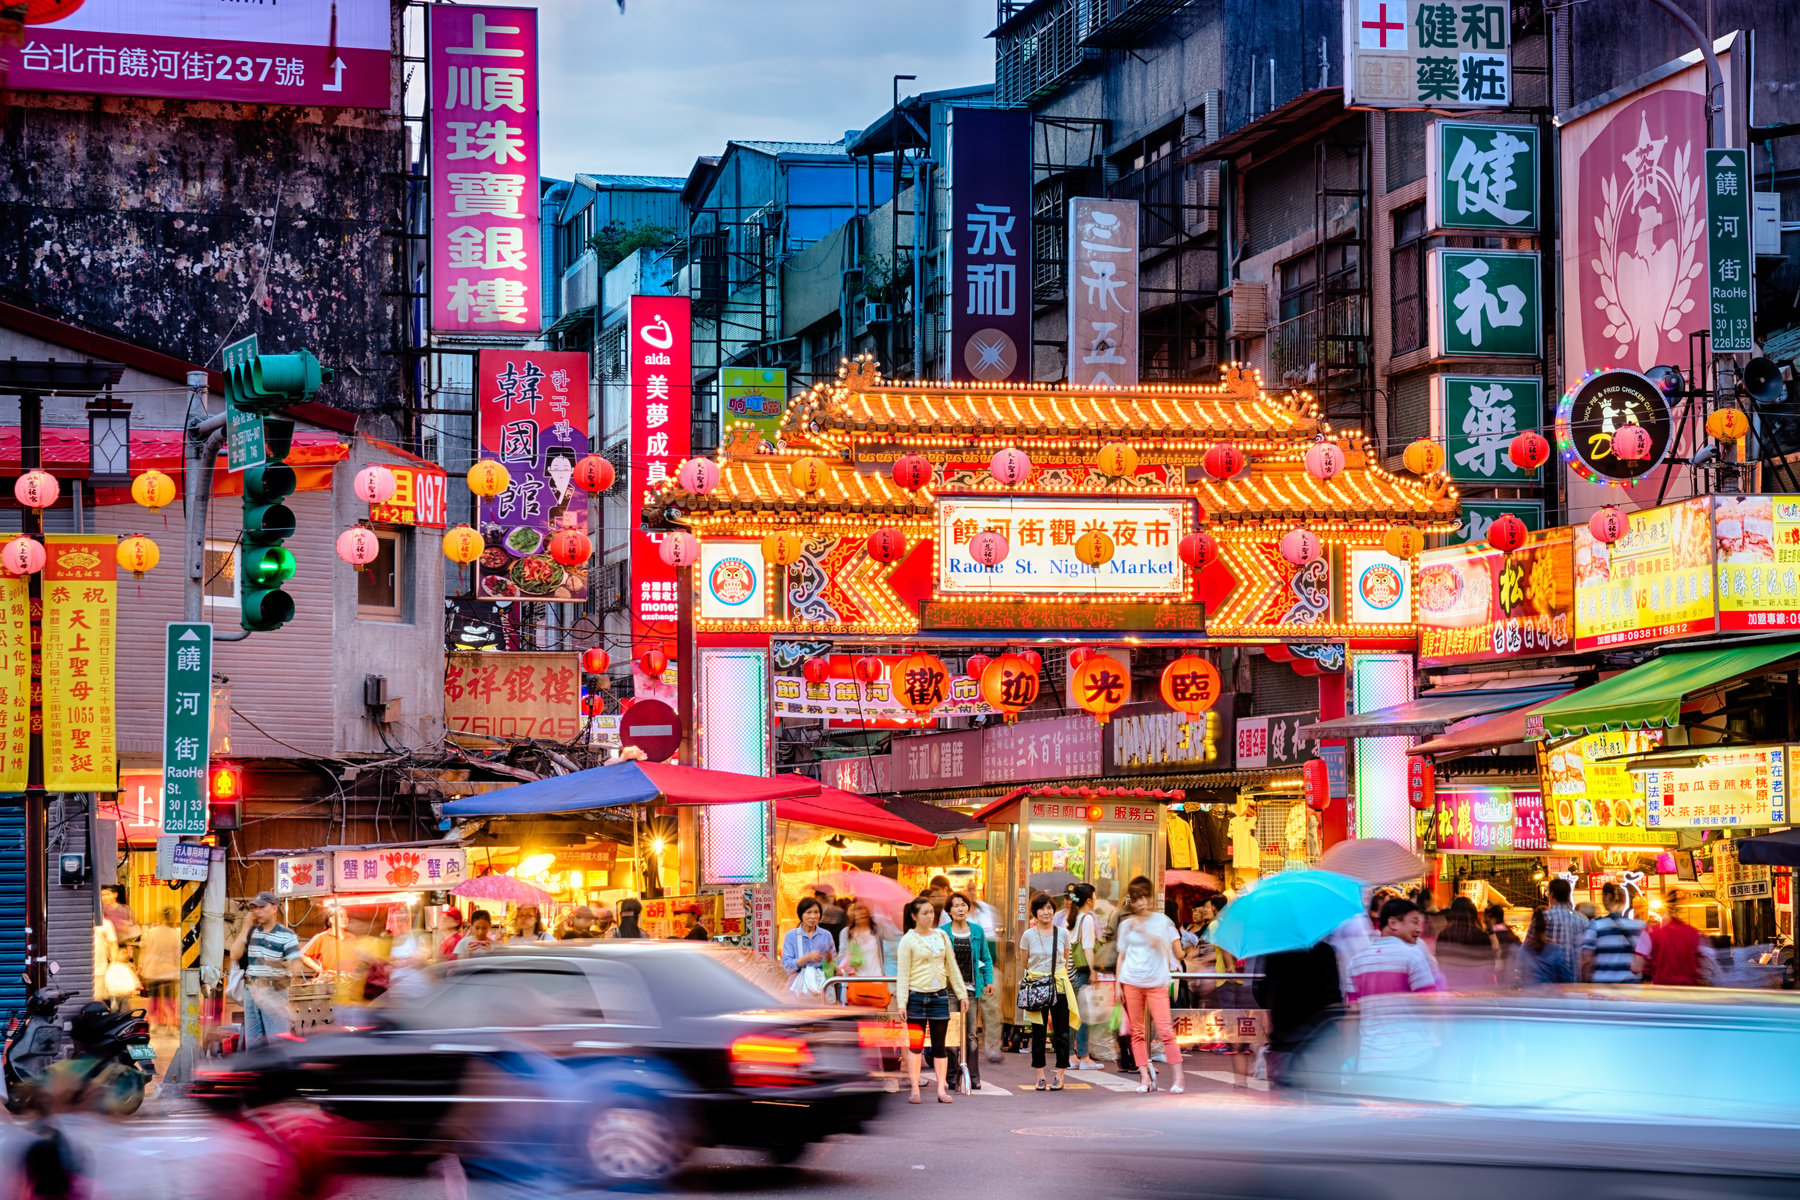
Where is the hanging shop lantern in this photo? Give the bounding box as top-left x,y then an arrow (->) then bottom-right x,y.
1096,442 -> 1138,479
788,455 -> 829,494
336,526 -> 380,569
581,694 -> 606,718
639,647 -> 670,678
1,536 -> 45,577
964,653 -> 992,681
1015,649 -> 1043,673
1487,513 -> 1528,553
1588,506 -> 1627,545
1279,528 -> 1321,566
1383,526 -> 1424,559
1613,423 -> 1653,461
979,653 -> 1041,722
1159,655 -> 1222,724
1706,407 -> 1751,441
1508,431 -> 1551,471
1070,654 -> 1129,725
443,524 -> 484,564
116,535 -> 160,579
892,453 -> 933,491
802,657 -> 832,684
1178,530 -> 1219,571
352,465 -> 397,505
466,459 -> 511,498
573,454 -> 616,493
677,458 -> 721,495
1303,758 -> 1332,813
853,655 -> 886,684
866,526 -> 907,563
550,528 -> 593,567
1202,442 -> 1245,480
130,468 -> 176,513
1304,442 -> 1345,481
988,446 -> 1032,487
1074,529 -> 1115,568
968,530 -> 1010,567
13,469 -> 58,512
1068,647 -> 1098,669
1407,758 -> 1436,811
1402,438 -> 1445,475
762,530 -> 806,565
658,530 -> 700,568
892,653 -> 951,717
582,648 -> 611,675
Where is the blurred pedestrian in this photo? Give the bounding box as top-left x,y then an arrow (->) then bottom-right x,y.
1543,878 -> 1589,970
137,907 -> 181,1031
557,906 -> 597,939
926,875 -> 952,922
592,905 -> 617,937
941,891 -> 994,1089
1254,941 -> 1341,1087
230,891 -> 301,1048
1116,879 -> 1185,1093
1105,875 -> 1153,1073
1632,890 -> 1712,985
895,896 -> 968,1104
1018,892 -> 1075,1091
1202,895 -> 1253,1085
1346,897 -> 1443,1073
838,900 -> 890,1008
679,903 -> 710,941
1065,883 -> 1105,1071
512,906 -> 553,943
1582,883 -> 1644,983
812,885 -> 847,942
1434,896 -> 1499,989
611,898 -> 648,939
301,908 -> 353,978
455,909 -> 500,958
780,897 -> 835,985
1517,906 -> 1574,984
437,906 -> 466,960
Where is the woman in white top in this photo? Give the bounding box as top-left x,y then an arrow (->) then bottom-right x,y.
1065,884 -> 1105,1070
1018,893 -> 1078,1091
1115,879 -> 1185,1093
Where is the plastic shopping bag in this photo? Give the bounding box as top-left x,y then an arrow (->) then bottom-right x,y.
788,963 -> 827,999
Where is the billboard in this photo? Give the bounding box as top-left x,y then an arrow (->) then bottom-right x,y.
948,107 -> 1031,383
1416,528 -> 1573,666
629,295 -> 692,643
1572,497 -> 1715,650
6,0 -> 390,108
1716,495 -> 1800,631
1539,729 -> 1676,846
719,367 -> 786,454
1645,746 -> 1787,830
1432,788 -> 1548,854
474,350 -> 591,603
935,496 -> 1192,598
1343,0 -> 1512,109
1067,198 -> 1139,387
444,652 -> 581,742
429,5 -> 542,334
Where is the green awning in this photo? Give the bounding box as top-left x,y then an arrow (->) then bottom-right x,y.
1534,641 -> 1800,739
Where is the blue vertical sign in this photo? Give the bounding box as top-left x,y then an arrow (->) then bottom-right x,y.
949,107 -> 1032,384
162,623 -> 213,836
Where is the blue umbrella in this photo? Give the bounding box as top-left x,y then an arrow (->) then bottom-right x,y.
1205,869 -> 1364,960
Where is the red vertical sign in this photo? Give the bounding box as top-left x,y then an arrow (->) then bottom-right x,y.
629,296 -> 691,647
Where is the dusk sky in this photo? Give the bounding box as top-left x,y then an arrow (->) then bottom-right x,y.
535,0 -> 997,182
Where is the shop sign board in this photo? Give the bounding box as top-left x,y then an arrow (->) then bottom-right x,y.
1704,149 -> 1755,354
699,539 -> 765,621
935,496 -> 1191,597
1556,369 -> 1673,487
368,463 -> 449,529
0,572 -> 25,790
1433,788 -> 1548,853
1067,197 -> 1140,387
894,730 -> 983,791
475,349 -> 591,603
1109,705 -> 1224,773
274,854 -> 331,898
949,107 -> 1032,383
155,837 -> 210,884
1715,839 -> 1772,901
1027,801 -> 1159,825
985,714 -> 1103,784
1343,0 -> 1512,110
1539,728 -> 1676,846
333,848 -> 468,893
1235,711 -> 1317,770
1416,528 -> 1573,666
772,656 -> 993,724
1348,548 -> 1412,624
43,535 -> 118,794
919,598 -> 1208,634
1317,744 -> 1348,799
1436,375 -> 1544,485
718,367 -> 786,454
821,754 -> 892,796
160,622 -> 212,835
1572,497 -> 1715,650
629,295 -> 693,641
444,651 -> 581,741
1644,746 -> 1787,830
1450,499 -> 1543,546
1428,121 -> 1540,233
1429,249 -> 1541,359
1715,495 -> 1800,630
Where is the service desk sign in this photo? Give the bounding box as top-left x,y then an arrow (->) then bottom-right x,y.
1344,0 -> 1512,109
1572,497 -> 1715,650
1645,747 -> 1787,830
935,496 -> 1191,598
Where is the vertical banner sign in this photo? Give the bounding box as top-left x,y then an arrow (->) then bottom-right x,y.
429,6 -> 542,334
630,296 -> 693,643
1429,249 -> 1542,359
949,107 -> 1032,383
1437,375 -> 1545,485
475,350 -> 592,603
718,367 -> 787,454
1067,198 -> 1140,386
0,574 -> 27,790
1344,0 -> 1512,109
221,334 -> 263,474
161,624 -> 213,837
41,536 -> 117,793
1427,121 -> 1540,234
1705,149 -> 1754,354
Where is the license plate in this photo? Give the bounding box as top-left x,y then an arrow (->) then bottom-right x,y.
127,1044 -> 156,1062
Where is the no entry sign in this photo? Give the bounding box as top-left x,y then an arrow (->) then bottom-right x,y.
620,699 -> 683,762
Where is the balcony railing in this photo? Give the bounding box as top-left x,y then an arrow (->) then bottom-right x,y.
1267,297 -> 1364,387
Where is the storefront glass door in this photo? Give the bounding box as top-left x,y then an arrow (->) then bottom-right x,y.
1030,824 -> 1089,883
1093,831 -> 1151,907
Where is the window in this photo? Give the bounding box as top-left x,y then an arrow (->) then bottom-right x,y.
202,539 -> 239,611
1278,253 -> 1318,322
1392,204 -> 1427,356
357,528 -> 409,621
405,965 -> 602,1029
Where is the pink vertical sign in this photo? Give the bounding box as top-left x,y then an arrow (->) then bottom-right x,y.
428,6 -> 541,334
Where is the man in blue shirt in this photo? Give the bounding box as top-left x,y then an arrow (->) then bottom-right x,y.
230,891 -> 301,1047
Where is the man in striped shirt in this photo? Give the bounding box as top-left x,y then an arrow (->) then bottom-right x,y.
1581,883 -> 1644,983
230,890 -> 301,1047
1346,897 -> 1444,1074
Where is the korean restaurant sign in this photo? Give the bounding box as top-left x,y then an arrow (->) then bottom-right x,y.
1427,121 -> 1540,233
42,535 -> 117,793
1235,711 -> 1318,770
719,367 -> 786,454
0,572 -> 26,790
1343,0 -> 1512,109
1705,149 -> 1754,353
1417,528 -> 1573,666
949,107 -> 1031,383
1067,198 -> 1140,387
1429,249 -> 1542,360
333,848 -> 468,894
1432,788 -> 1548,854
8,0 -> 390,107
475,350 -> 590,603
274,854 -> 331,899
1572,498 -> 1715,651
1436,375 -> 1545,486
444,652 -> 582,742
368,463 -> 449,529
429,6 -> 542,333
1717,495 -> 1800,630
629,295 -> 692,641
935,496 -> 1191,598
772,658 -> 993,725
1539,728 -> 1677,846
1645,746 -> 1788,830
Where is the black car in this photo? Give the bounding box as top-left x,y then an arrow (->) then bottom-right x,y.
190,941 -> 888,1187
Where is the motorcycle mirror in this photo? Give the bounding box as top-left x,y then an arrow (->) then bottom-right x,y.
46,962 -> 59,976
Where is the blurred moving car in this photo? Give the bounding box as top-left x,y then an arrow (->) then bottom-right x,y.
0,1110 -> 299,1199
190,942 -> 888,1187
1108,989 -> 1800,1200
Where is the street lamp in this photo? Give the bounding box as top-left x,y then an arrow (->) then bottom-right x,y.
87,391 -> 133,487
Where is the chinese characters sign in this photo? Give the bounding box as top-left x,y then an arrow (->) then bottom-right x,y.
1067,198 -> 1139,386
1234,711 -> 1318,770
368,463 -> 449,529
1717,496 -> 1800,630
1437,375 -> 1544,485
1344,0 -> 1512,109
1428,120 -> 1539,233
1705,148 -> 1754,353
1416,528 -> 1572,666
986,714 -> 1103,784
1432,788 -> 1547,853
630,295 -> 692,639
935,496 -> 1191,597
42,536 -> 116,793
7,0 -> 390,108
444,652 -> 581,742
475,350 -> 590,603
1539,728 -> 1675,846
772,656 -> 994,725
160,623 -> 212,836
274,854 -> 330,899
896,730 -> 984,790
949,107 -> 1031,383
1429,249 -> 1541,359
333,848 -> 468,893
0,574 -> 26,790
1645,746 -> 1786,830
429,6 -> 541,333
1572,497 -> 1715,650
719,367 -> 786,454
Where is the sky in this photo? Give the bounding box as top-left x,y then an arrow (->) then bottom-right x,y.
535,0 -> 998,182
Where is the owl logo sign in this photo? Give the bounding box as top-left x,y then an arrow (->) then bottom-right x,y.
708,557 -> 757,607
1358,562 -> 1405,611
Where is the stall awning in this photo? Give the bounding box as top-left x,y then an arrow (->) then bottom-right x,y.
1733,827 -> 1800,869
877,794 -> 983,838
774,779 -> 939,847
1409,691 -> 1576,758
1301,685 -> 1570,740
441,761 -> 818,817
1532,641 -> 1800,739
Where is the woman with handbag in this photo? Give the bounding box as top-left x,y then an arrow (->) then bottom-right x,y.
895,896 -> 968,1105
1066,884 -> 1106,1071
837,900 -> 890,1008
942,891 -> 994,1091
781,897 -> 836,998
1018,893 -> 1077,1091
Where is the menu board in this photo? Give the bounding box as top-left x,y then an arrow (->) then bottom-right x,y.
1716,495 -> 1800,631
1417,528 -> 1573,666
1539,729 -> 1677,845
1433,788 -> 1549,853
1644,746 -> 1788,830
1572,498 -> 1715,650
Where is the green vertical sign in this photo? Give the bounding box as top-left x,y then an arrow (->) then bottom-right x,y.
1440,375 -> 1545,485
1705,149 -> 1754,354
1452,499 -> 1545,545
1432,249 -> 1542,359
222,334 -> 265,474
719,367 -> 787,452
162,622 -> 213,836
1431,121 -> 1540,233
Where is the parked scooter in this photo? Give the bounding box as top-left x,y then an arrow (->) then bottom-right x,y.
3,965 -> 156,1116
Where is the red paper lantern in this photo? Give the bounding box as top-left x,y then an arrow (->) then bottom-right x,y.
1178,531 -> 1219,570
988,446 -> 1032,487
866,526 -> 907,563
639,648 -> 670,677
573,454 -> 615,493
853,655 -> 885,684
1280,528 -> 1321,565
802,657 -> 831,684
1487,514 -> 1528,553
1508,431 -> 1550,471
1613,423 -> 1653,461
1304,442 -> 1345,481
1070,654 -> 1129,725
1068,647 -> 1097,669
892,454 -> 933,491
659,530 -> 700,568
1203,443 -> 1245,480
549,528 -> 593,567
582,648 -> 610,675
1016,649 -> 1043,673
979,654 -> 1041,721
1303,758 -> 1331,812
1159,655 -> 1221,724
968,530 -> 1010,567
965,654 -> 992,681
892,653 -> 951,717
581,694 -> 605,717
1588,506 -> 1627,545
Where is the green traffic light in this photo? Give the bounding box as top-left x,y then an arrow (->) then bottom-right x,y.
242,546 -> 296,587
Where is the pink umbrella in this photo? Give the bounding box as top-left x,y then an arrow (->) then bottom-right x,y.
815,868 -> 915,929
451,875 -> 553,906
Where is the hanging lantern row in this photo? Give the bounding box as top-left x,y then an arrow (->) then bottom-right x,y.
989,446 -> 1032,487
965,653 -> 992,681
466,459 -> 511,498
853,655 -> 885,684
13,469 -> 58,512
1096,442 -> 1138,478
1402,438 -> 1445,475
1509,431 -> 1550,471
639,647 -> 669,678
1074,529 -> 1115,568
548,527 -> 592,568
1179,531 -> 1218,570
132,469 -> 176,513
1487,513 -> 1529,553
789,455 -> 828,495
1384,526 -> 1424,559
572,455 -> 615,493
802,657 -> 831,684
892,454 -> 933,491
336,525 -> 380,569
2,536 -> 45,576
866,526 -> 907,563
968,530 -> 1010,567
1279,528 -> 1321,566
443,525 -> 484,564
1613,423 -> 1653,461
762,530 -> 806,566
894,652 -> 950,717
1706,407 -> 1750,441
1202,442 -> 1245,481
1160,655 -> 1221,724
678,458 -> 721,495
1071,653 -> 1128,725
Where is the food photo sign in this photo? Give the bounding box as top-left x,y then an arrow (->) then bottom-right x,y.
1416,528 -> 1573,665
475,349 -> 592,603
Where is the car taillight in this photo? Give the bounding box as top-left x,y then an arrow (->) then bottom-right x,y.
856,1021 -> 919,1052
729,1034 -> 814,1087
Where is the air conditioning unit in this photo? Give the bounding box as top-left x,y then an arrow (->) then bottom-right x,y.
861,300 -> 893,326
1228,281 -> 1268,340
1183,165 -> 1221,236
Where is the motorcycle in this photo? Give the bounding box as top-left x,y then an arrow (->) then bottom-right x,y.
4,966 -> 156,1116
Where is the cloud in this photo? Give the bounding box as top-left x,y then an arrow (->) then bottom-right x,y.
536,0 -> 996,181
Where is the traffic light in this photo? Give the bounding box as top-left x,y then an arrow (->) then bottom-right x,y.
227,350 -> 332,633
208,763 -> 244,831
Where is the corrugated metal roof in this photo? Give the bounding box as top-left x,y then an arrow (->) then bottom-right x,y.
729,139 -> 849,157
572,173 -> 685,191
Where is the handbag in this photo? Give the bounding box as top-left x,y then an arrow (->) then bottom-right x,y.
845,981 -> 891,1008
1016,927 -> 1059,1012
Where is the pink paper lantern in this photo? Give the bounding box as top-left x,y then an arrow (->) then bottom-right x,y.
988,447 -> 1032,487
659,531 -> 701,568
1613,423 -> 1653,461
968,530 -> 1010,567
336,526 -> 380,567
13,469 -> 59,511
1279,528 -> 1320,565
1588,506 -> 1627,545
352,465 -> 397,505
2,536 -> 46,576
1303,443 -> 1344,481
677,458 -> 721,495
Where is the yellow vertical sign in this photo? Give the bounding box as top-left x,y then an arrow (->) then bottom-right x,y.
40,535 -> 117,793
0,573 -> 27,789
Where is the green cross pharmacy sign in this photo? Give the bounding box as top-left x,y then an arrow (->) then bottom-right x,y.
1429,249 -> 1541,360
